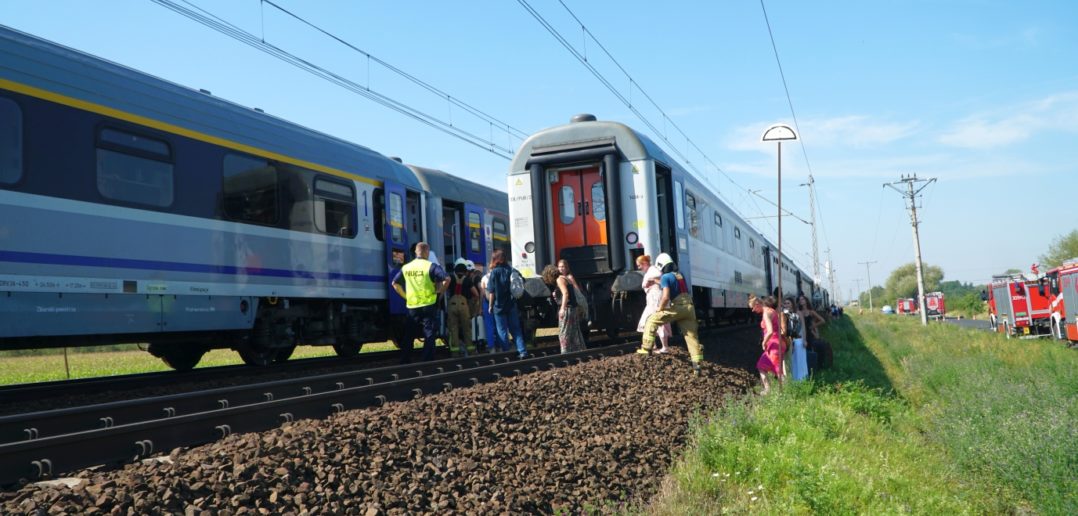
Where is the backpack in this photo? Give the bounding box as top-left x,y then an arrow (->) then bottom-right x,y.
510,268 -> 525,299
785,311 -> 803,338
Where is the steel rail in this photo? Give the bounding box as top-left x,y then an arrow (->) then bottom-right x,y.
0,346 -> 557,445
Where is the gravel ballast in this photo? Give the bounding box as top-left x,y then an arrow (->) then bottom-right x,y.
2,330 -> 760,515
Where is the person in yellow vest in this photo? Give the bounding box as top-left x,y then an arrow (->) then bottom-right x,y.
392,242 -> 449,362
638,253 -> 705,376
446,258 -> 479,356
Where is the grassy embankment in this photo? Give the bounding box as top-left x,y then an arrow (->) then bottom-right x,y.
648,314 -> 1077,515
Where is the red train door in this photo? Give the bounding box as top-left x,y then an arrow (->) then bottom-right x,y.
550,166 -> 607,257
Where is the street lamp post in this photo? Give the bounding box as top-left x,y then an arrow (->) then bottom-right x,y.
762,124 -> 798,301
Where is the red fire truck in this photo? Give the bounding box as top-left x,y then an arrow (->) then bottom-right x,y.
924,292 -> 946,320
1045,260 -> 1078,343
896,298 -> 917,315
989,274 -> 1053,338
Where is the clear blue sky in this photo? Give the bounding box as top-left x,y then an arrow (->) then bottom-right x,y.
4,0 -> 1077,301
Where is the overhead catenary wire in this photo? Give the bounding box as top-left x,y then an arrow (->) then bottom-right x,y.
517,0 -> 780,241
152,0 -> 523,159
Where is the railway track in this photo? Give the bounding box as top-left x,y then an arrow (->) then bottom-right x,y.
0,348 -> 416,410
0,323 -> 750,487
0,336 -> 631,486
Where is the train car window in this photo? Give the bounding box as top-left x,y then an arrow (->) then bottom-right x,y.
591,181 -> 606,221
373,188 -> 385,241
492,216 -> 509,254
389,192 -> 404,243
734,227 -> 741,239
674,181 -> 684,230
96,128 -> 174,207
750,239 -> 755,249
469,212 -> 482,253
686,192 -> 699,236
223,154 -> 278,224
314,178 -> 356,237
0,97 -> 22,185
714,213 -> 723,227
559,186 -> 575,224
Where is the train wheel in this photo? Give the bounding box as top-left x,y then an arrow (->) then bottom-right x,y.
149,343 -> 205,371
333,340 -> 363,358
239,345 -> 277,366
274,344 -> 296,363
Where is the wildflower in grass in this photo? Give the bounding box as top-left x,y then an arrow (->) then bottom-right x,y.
751,496 -> 758,502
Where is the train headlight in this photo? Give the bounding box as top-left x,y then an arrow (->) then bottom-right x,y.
625,232 -> 638,245
524,242 -> 535,253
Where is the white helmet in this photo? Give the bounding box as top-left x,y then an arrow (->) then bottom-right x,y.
453,257 -> 469,269
655,253 -> 675,269
464,259 -> 476,271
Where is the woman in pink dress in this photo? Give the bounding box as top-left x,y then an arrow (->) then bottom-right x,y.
750,294 -> 784,394
635,254 -> 671,353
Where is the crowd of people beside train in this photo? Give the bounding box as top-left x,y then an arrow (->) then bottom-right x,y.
392,241 -> 836,390
391,243 -> 532,363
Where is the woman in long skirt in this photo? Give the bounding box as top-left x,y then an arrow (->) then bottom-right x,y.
750,295 -> 785,394
542,264 -> 585,353
784,297 -> 808,380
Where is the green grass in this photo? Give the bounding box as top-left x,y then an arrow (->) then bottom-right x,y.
0,342 -> 403,386
648,314 -> 1077,515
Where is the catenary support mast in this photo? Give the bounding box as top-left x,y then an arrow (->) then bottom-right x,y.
884,174 -> 936,326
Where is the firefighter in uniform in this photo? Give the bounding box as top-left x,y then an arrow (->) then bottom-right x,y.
638,253 -> 705,375
446,258 -> 479,356
392,242 -> 449,362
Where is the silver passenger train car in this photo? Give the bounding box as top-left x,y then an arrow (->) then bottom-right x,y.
507,114 -> 826,335
0,26 -> 508,369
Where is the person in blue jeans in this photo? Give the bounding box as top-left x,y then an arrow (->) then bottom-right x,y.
476,264 -> 507,352
485,249 -> 529,359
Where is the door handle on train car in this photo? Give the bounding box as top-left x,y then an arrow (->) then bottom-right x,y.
583,201 -> 590,215
577,202 -> 584,216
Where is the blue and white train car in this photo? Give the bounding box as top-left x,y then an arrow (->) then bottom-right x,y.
405,164 -> 510,271
0,26 -> 497,369
507,114 -> 813,335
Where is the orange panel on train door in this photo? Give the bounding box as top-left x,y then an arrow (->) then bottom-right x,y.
550,166 -> 607,257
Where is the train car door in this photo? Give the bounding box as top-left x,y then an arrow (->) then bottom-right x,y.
383,182 -> 409,316
654,165 -> 677,263
550,166 -> 607,251
442,205 -> 461,264
463,203 -> 486,267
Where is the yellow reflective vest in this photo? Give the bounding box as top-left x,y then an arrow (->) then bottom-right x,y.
401,258 -> 437,308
